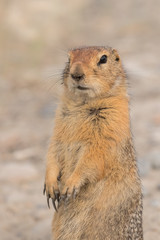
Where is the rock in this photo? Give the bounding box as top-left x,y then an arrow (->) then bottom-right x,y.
0,162 -> 39,183
137,158 -> 151,177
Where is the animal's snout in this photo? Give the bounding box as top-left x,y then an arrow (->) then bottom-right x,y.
71,73 -> 85,81
70,63 -> 85,82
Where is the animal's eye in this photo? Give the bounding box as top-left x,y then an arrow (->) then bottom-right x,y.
98,55 -> 107,65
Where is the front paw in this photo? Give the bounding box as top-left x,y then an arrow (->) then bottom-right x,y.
61,175 -> 81,202
43,172 -> 61,211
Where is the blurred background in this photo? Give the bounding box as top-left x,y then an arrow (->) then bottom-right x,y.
0,0 -> 160,239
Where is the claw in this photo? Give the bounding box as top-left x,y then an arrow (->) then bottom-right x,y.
53,187 -> 60,202
47,194 -> 50,208
60,188 -> 69,203
57,199 -> 61,209
52,198 -> 57,212
43,183 -> 46,195
55,191 -> 60,202
60,194 -> 66,201
65,195 -> 70,205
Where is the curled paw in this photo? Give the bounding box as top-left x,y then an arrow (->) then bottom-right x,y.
61,177 -> 81,203
43,173 -> 61,211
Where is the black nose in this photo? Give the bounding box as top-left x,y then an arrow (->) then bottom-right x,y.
71,73 -> 85,81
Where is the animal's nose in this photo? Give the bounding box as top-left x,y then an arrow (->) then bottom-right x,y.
71,73 -> 85,81
70,63 -> 85,82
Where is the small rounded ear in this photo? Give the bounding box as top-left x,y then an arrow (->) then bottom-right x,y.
68,50 -> 73,59
112,49 -> 120,62
68,51 -> 71,57
67,51 -> 72,62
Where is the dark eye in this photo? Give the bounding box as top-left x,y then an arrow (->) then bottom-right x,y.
98,55 -> 107,65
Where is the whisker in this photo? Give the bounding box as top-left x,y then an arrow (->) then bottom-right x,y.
56,48 -> 68,55
45,79 -> 63,94
46,74 -> 62,80
42,68 -> 63,81
44,69 -> 63,74
43,65 -> 64,74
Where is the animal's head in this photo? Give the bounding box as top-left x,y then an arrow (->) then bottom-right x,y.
63,46 -> 126,99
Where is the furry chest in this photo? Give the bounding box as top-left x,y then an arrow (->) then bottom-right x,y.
56,141 -> 83,180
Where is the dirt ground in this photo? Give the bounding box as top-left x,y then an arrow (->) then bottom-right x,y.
0,1 -> 160,239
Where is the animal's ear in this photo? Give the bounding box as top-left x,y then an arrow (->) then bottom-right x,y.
66,52 -> 70,63
68,50 -> 73,60
112,49 -> 120,62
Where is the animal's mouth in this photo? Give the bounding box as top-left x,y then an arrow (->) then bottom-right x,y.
77,86 -> 89,90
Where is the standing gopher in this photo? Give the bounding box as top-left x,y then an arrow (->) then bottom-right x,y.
44,46 -> 143,240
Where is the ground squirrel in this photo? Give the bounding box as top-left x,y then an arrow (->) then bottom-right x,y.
44,46 -> 143,240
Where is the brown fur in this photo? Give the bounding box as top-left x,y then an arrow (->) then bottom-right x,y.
44,46 -> 143,240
